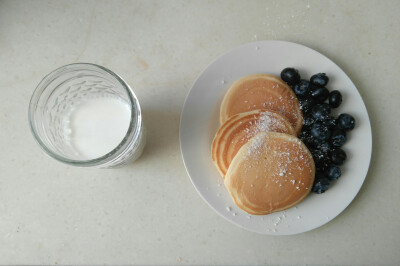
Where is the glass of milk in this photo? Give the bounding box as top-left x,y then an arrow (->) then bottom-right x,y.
28,63 -> 146,168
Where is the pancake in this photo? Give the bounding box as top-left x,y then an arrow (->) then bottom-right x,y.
211,109 -> 295,178
220,74 -> 303,135
224,132 -> 315,215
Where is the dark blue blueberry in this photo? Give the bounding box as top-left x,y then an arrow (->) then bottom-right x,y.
330,128 -> 347,147
302,115 -> 316,130
315,171 -> 326,179
329,90 -> 342,108
312,103 -> 331,121
323,116 -> 338,129
311,122 -> 331,141
311,149 -> 325,165
312,149 -> 331,171
310,86 -> 330,103
298,130 -> 308,140
331,148 -> 347,165
281,68 -> 300,85
338,113 -> 355,131
326,165 -> 341,180
318,142 -> 332,155
312,176 -> 330,194
299,130 -> 319,149
300,97 -> 315,114
310,73 -> 329,87
293,79 -> 310,97
319,170 -> 335,181
298,130 -> 309,143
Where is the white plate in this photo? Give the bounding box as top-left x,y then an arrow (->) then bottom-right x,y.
179,40 -> 372,235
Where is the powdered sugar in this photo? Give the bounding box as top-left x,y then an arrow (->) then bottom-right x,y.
256,111 -> 277,132
244,132 -> 313,192
243,111 -> 284,144
247,133 -> 265,156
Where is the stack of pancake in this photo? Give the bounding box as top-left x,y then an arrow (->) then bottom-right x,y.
212,74 -> 315,215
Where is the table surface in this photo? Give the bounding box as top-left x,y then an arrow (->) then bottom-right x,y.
1,0 -> 399,265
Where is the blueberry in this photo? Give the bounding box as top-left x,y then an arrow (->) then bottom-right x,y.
311,149 -> 325,166
329,90 -> 342,108
298,130 -> 309,143
338,113 -> 355,131
310,73 -> 329,87
298,130 -> 308,139
318,142 -> 332,155
302,116 -> 315,130
312,176 -> 330,194
299,130 -> 319,149
311,122 -> 331,141
330,128 -> 347,147
281,68 -> 300,86
300,97 -> 315,114
293,79 -> 310,97
312,150 -> 331,171
310,87 -> 330,103
315,171 -> 326,180
326,165 -> 341,180
312,103 -> 331,121
331,148 -> 347,165
323,116 -> 338,129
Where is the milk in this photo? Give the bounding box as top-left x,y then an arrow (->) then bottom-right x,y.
67,97 -> 131,159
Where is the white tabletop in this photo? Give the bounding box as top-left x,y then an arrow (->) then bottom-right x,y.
1,0 -> 399,265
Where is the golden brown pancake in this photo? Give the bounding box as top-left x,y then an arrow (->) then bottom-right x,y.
220,74 -> 303,135
224,132 -> 315,215
211,109 -> 295,178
